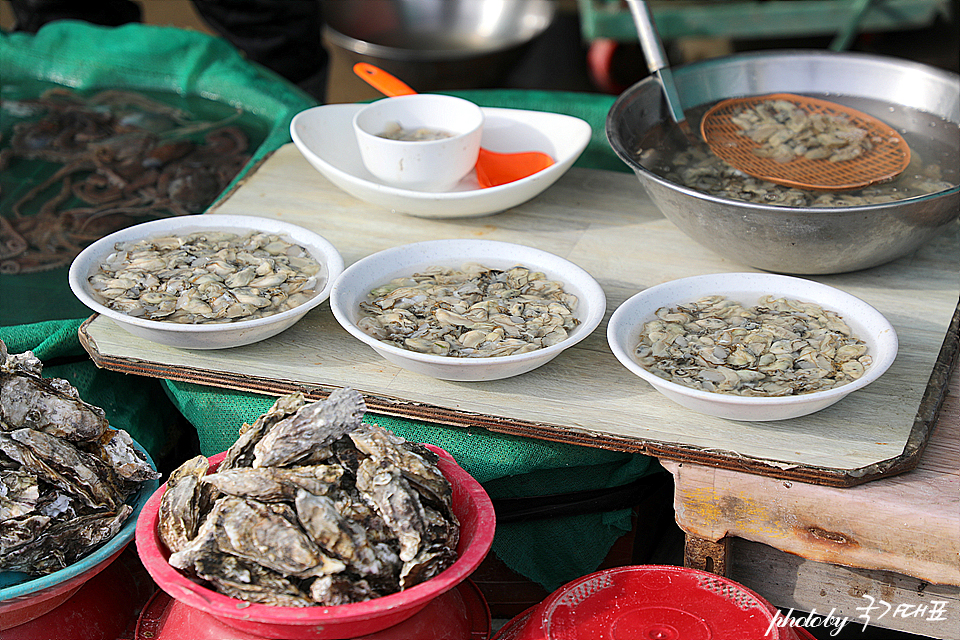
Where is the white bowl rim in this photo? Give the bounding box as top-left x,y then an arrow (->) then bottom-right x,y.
606,272 -> 899,406
68,215 -> 345,334
330,239 -> 606,367
353,94 -> 485,143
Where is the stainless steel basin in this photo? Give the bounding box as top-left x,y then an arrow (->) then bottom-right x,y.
322,0 -> 556,91
606,50 -> 960,275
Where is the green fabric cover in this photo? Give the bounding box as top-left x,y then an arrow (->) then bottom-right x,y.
2,21 -> 659,593
1,20 -> 317,326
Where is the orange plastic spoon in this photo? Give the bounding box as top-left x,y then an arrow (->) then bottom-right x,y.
353,63 -> 555,188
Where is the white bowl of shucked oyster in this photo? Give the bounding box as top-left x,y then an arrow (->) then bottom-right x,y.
329,239 -> 606,381
606,273 -> 898,421
69,215 -> 344,350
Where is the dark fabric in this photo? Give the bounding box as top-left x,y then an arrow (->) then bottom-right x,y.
190,0 -> 328,100
7,0 -> 142,31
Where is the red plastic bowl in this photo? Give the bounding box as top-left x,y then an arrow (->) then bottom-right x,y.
492,565 -> 818,640
136,446 -> 495,639
134,579 -> 490,640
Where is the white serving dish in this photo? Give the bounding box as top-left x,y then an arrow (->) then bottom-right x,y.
69,215 -> 344,350
329,239 -> 606,381
606,273 -> 898,421
291,104 -> 591,218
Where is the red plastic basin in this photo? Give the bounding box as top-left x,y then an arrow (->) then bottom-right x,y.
135,578 -> 490,640
492,565 -> 818,640
135,445 -> 496,639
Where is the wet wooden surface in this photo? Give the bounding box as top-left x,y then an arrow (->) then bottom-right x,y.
79,142 -> 960,486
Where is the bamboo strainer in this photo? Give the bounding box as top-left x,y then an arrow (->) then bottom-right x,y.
700,93 -> 911,191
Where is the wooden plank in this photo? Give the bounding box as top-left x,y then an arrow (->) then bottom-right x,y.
684,536 -> 730,576
729,539 -> 960,639
78,143 -> 960,487
661,363 -> 960,585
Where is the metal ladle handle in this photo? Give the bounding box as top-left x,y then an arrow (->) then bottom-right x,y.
627,0 -> 686,125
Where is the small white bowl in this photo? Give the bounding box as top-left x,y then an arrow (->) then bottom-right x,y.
353,94 -> 484,192
329,239 -> 606,381
69,215 -> 344,350
606,273 -> 898,421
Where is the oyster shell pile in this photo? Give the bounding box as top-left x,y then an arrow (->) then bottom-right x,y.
0,339 -> 159,576
358,263 -> 580,357
634,295 -> 872,396
87,230 -> 324,323
731,99 -> 876,164
159,388 -> 460,607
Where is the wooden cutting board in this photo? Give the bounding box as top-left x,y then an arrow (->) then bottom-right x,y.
79,143 -> 960,487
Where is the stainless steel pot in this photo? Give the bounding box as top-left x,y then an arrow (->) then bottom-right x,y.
322,0 -> 555,91
606,50 -> 960,275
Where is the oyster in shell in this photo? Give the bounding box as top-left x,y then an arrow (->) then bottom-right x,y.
0,370 -> 108,441
355,457 -> 426,563
0,506 -> 131,575
205,464 -> 342,502
349,423 -> 454,520
219,392 -> 306,471
215,496 -> 347,578
158,455 -> 209,554
0,429 -> 125,511
158,388 -> 460,607
0,469 -> 39,520
252,387 -> 365,468
0,339 -> 158,576
294,489 -> 381,576
193,550 -> 315,607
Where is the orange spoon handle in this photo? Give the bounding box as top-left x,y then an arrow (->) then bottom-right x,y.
476,148 -> 555,189
353,63 -> 416,98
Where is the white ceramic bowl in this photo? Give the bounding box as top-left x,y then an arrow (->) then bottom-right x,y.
69,215 -> 344,350
606,273 -> 898,421
353,94 -> 484,192
330,239 -> 606,381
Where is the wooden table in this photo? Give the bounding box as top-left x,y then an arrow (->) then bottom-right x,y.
80,143 -> 960,487
666,363 -> 959,638
78,144 -> 959,635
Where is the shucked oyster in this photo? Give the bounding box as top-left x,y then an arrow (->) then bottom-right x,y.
0,339 -> 159,576
633,295 -> 872,396
160,388 -> 460,607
